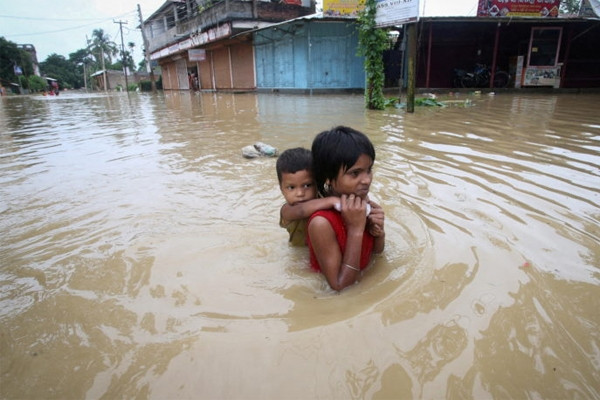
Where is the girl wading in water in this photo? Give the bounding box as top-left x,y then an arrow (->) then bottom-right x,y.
308,126 -> 385,291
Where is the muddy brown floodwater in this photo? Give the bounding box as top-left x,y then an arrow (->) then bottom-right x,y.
1,91 -> 599,399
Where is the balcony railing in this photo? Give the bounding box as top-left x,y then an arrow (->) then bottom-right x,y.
144,0 -> 312,53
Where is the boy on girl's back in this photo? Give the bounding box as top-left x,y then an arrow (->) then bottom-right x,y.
276,147 -> 339,246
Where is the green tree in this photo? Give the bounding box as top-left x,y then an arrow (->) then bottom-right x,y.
88,29 -> 118,90
357,0 -> 388,110
39,53 -> 79,89
19,75 -> 29,90
0,36 -> 34,87
125,42 -> 136,72
28,75 -> 48,92
111,51 -> 135,72
69,48 -> 90,65
138,59 -> 147,73
69,48 -> 93,88
89,29 -> 118,67
17,51 -> 34,77
128,41 -> 135,61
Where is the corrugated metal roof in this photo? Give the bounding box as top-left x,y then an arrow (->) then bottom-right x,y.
231,12 -> 357,38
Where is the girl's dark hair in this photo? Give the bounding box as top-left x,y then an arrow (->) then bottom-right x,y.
276,147 -> 312,184
311,126 -> 375,196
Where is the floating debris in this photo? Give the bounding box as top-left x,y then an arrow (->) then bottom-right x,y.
241,145 -> 261,159
254,142 -> 278,157
242,142 -> 278,159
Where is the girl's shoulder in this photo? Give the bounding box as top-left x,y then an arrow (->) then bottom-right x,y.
309,209 -> 341,222
308,210 -> 344,235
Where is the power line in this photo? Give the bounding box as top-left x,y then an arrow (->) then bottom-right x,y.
0,10 -> 138,37
0,14 -> 110,22
0,10 -> 136,22
1,22 -> 111,37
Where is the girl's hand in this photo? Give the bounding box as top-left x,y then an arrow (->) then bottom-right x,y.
367,200 -> 385,237
340,194 -> 368,232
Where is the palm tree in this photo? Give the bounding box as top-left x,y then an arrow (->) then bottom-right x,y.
128,41 -> 135,61
126,42 -> 136,73
89,29 -> 118,90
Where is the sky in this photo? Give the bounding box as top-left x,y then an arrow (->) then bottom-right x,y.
0,0 -> 478,64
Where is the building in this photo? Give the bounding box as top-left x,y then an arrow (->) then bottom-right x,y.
91,70 -> 128,91
143,0 -> 600,92
16,44 -> 41,77
142,0 -> 315,91
415,16 -> 600,89
91,70 -> 160,91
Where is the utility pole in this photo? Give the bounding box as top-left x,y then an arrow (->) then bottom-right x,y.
102,48 -> 107,91
406,22 -> 417,113
114,19 -> 129,91
83,62 -> 87,90
84,36 -> 90,91
137,4 -> 157,92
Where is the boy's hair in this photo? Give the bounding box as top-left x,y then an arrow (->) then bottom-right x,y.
276,147 -> 313,184
311,126 -> 376,196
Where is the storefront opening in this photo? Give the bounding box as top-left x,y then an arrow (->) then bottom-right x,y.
528,27 -> 562,67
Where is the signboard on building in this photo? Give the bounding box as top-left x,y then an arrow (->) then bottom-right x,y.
323,0 -> 362,16
150,23 -> 232,60
375,0 -> 419,27
188,49 -> 206,61
477,0 -> 560,17
523,65 -> 561,87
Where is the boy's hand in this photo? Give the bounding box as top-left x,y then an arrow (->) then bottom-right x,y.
367,200 -> 385,238
330,196 -> 341,210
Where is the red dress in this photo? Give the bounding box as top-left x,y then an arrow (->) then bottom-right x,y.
307,210 -> 374,272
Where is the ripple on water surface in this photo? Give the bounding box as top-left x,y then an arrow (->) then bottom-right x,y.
1,92 -> 599,399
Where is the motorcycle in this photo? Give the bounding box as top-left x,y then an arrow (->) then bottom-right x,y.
453,63 -> 510,88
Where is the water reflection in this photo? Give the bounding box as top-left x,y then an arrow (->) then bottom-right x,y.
466,267 -> 600,399
0,91 -> 599,399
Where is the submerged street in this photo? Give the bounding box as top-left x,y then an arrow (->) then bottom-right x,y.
1,91 -> 599,398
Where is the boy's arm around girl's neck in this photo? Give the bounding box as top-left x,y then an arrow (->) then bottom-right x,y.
280,197 -> 340,222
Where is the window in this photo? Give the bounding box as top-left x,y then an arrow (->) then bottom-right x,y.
176,3 -> 188,21
528,27 -> 562,67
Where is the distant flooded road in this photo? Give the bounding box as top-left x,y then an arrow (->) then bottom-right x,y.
1,91 -> 599,399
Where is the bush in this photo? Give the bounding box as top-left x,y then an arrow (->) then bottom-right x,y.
127,83 -> 138,92
139,81 -> 152,92
139,80 -> 152,91
28,75 -> 47,92
18,75 -> 29,90
138,77 -> 163,91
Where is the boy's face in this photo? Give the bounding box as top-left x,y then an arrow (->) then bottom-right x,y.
280,169 -> 317,205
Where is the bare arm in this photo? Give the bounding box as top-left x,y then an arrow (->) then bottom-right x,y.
281,197 -> 340,223
308,194 -> 367,291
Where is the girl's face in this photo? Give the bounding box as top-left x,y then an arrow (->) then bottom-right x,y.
331,154 -> 373,199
